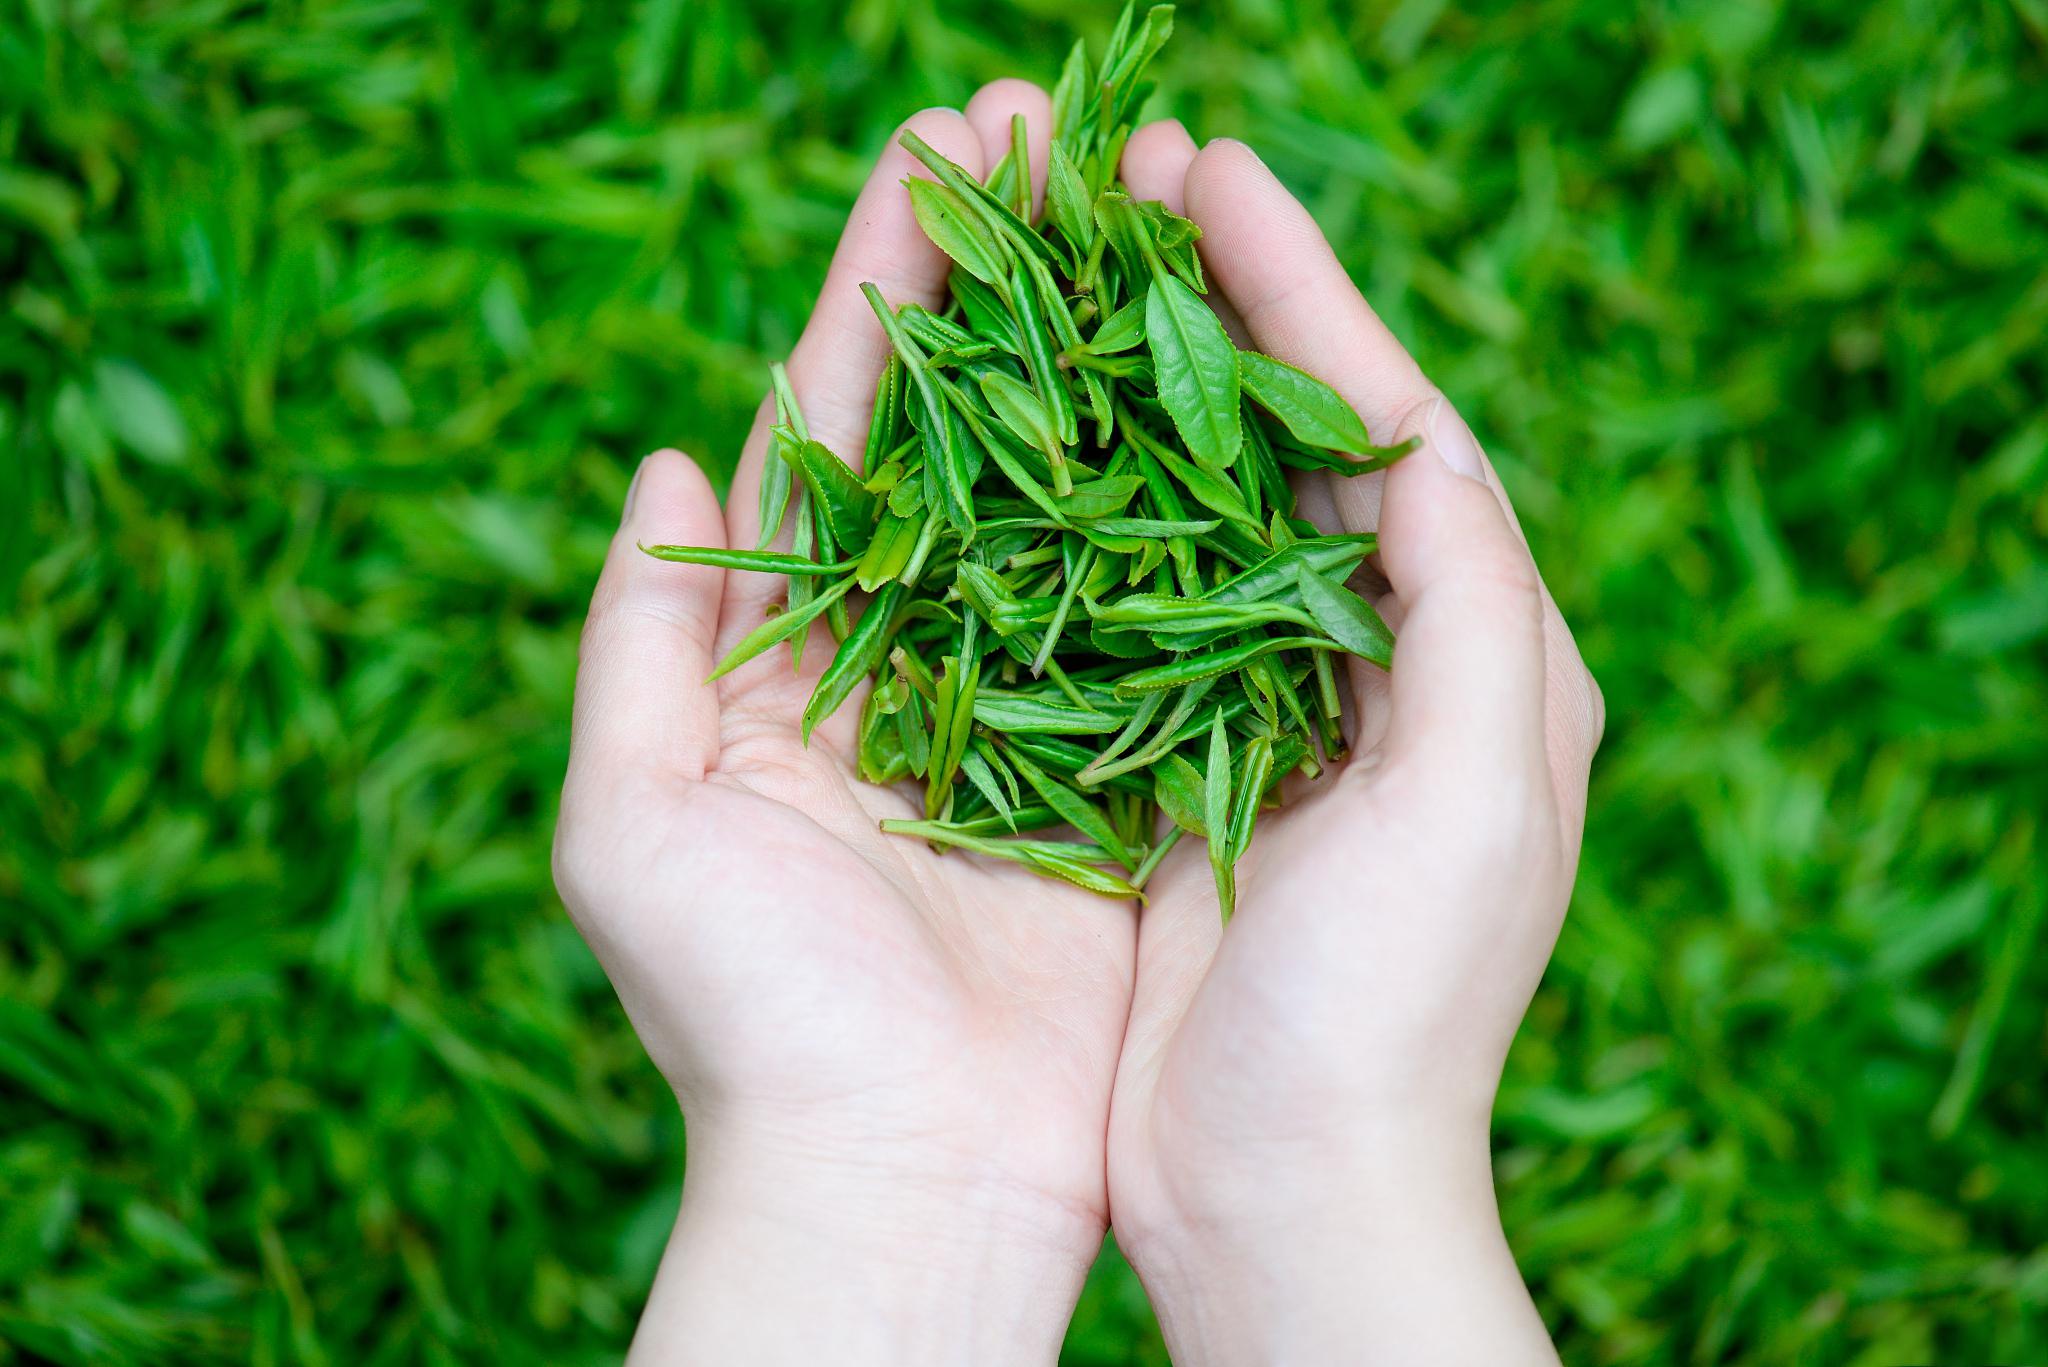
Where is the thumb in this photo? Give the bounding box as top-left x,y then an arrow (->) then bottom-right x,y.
564,449 -> 727,805
1376,398 -> 1549,801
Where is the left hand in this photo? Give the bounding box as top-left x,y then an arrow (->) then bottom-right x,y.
553,81 -> 1134,1367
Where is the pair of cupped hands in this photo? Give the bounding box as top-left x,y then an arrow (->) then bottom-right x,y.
553,81 -> 1601,1365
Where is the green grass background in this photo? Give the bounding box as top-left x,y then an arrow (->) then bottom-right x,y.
4,0 -> 2046,1361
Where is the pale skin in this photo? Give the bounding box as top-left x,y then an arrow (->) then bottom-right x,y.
553,80 -> 1602,1367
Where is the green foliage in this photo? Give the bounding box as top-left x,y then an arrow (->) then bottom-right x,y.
1,0 -> 2042,1363
678,20 -> 1389,918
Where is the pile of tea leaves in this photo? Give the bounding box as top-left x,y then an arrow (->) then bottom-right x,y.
646,4 -> 1412,912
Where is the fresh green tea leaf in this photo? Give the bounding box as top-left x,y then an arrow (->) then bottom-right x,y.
708,575 -> 857,681
640,544 -> 856,574
802,582 -> 906,742
1239,350 -> 1373,452
972,691 -> 1124,735
1047,139 -> 1093,259
1204,709 -> 1235,914
907,176 -> 1010,290
1146,271 -> 1241,470
1292,561 -> 1395,667
789,439 -> 877,554
1084,297 -> 1147,355
979,369 -> 1070,493
1156,752 -> 1209,837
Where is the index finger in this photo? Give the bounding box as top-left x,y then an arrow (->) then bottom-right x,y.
718,109 -> 988,657
1182,139 -> 1601,838
1183,139 -> 1435,449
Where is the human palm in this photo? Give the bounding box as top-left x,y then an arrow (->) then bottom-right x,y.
574,651 -> 1134,1216
552,93 -> 1140,1256
1111,746 -> 1567,1234
555,82 -> 1598,1365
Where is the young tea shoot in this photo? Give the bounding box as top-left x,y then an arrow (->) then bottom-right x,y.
643,3 -> 1415,915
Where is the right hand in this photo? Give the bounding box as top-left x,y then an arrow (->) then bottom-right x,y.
1103,127 -> 1604,1366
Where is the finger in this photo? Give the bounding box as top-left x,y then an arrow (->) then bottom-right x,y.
1447,439 -> 1605,822
1182,136 -> 1412,551
719,108 -> 987,647
1411,413 -> 1600,781
1185,138 -> 1433,450
1439,411 -> 1606,850
1119,834 -> 1224,1095
1374,399 -> 1550,809
565,450 -> 727,806
1185,138 -> 1601,814
1120,118 -> 1197,212
1121,119 -> 1253,347
964,79 -> 1051,222
1185,137 -> 1423,746
1349,409 -> 1601,838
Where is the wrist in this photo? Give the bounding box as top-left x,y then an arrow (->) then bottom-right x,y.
1121,1121 -> 1556,1367
628,1121 -> 1101,1367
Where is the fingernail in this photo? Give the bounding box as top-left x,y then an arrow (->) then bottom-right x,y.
1427,397 -> 1486,483
622,456 -> 650,522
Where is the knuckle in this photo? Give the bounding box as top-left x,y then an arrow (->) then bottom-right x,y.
1377,757 -> 1556,873
1471,794 -> 1564,898
551,771 -> 699,940
1488,545 -> 1544,600
620,592 -> 719,660
1541,604 -> 1605,759
1450,552 -> 1543,632
1381,385 -> 1445,447
1241,273 -> 1324,352
573,601 -> 609,669
1583,665 -> 1608,753
581,567 -> 719,671
549,803 -> 597,911
1499,556 -> 1545,611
